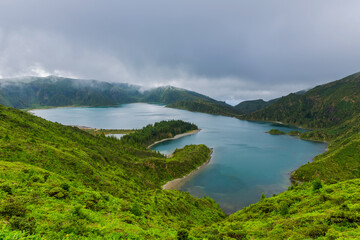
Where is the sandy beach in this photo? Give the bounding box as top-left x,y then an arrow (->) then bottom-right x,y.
147,129 -> 201,149
162,148 -> 213,190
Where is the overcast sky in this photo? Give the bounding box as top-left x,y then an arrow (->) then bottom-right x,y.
0,1 -> 360,104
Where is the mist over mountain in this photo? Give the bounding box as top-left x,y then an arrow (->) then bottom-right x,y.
0,75 -> 241,117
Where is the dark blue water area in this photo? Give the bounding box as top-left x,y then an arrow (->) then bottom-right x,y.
31,103 -> 326,214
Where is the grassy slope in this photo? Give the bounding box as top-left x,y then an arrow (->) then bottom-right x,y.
192,179 -> 360,239
0,105 -> 225,239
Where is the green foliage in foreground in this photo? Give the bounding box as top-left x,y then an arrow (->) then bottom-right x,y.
192,179 -> 360,239
0,105 -> 224,239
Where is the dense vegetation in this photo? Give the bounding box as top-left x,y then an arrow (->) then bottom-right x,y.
193,179 -> 360,239
0,76 -> 239,117
0,105 -> 224,239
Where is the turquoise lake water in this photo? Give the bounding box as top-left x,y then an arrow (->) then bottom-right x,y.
31,103 -> 326,214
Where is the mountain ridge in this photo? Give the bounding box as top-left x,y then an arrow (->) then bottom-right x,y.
0,75 -> 241,117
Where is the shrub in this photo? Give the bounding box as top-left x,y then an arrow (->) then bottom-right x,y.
0,184 -> 12,195
130,203 -> 142,216
305,224 -> 328,238
260,193 -> 266,201
279,202 -> 289,216
60,183 -> 70,191
71,205 -> 90,220
9,216 -> 36,235
0,197 -> 27,217
177,229 -> 189,240
312,179 -> 323,192
49,187 -> 68,199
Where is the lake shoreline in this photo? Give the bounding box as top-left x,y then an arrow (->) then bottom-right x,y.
162,148 -> 213,190
147,129 -> 201,149
256,119 -> 329,184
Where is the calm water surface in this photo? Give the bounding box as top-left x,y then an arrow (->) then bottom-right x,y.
31,103 -> 326,214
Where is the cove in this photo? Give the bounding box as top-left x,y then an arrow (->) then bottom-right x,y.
31,103 -> 326,214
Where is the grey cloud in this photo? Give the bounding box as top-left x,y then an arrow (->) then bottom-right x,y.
0,0 -> 360,103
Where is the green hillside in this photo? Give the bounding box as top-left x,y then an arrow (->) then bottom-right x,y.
0,106 -> 225,239
192,178 -> 360,239
246,72 -> 360,128
142,86 -> 240,117
141,86 -> 213,104
235,98 -> 278,114
291,113 -> 360,183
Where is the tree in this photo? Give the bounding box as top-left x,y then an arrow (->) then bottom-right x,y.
260,193 -> 266,201
177,229 -> 189,240
312,179 -> 323,192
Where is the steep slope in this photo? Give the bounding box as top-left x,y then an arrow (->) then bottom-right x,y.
246,72 -> 360,128
291,113 -> 360,183
0,105 -> 225,239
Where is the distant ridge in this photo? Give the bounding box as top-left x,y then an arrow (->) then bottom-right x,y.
234,98 -> 279,114
0,76 -> 240,116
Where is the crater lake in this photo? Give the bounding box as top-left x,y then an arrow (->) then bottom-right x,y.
31,103 -> 326,214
